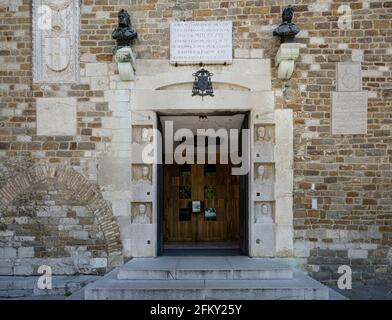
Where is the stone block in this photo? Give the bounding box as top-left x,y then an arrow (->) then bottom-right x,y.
131,143 -> 154,164
276,225 -> 294,256
0,267 -> 13,275
1,247 -> 17,258
359,243 -> 378,250
253,144 -> 274,163
90,258 -> 108,269
275,196 -> 293,225
108,253 -> 124,268
309,37 -> 325,45
348,249 -> 368,259
104,90 -> 130,102
18,247 -> 35,258
86,63 -> 109,77
131,184 -> 154,202
251,223 -> 276,257
131,111 -> 156,125
111,200 -> 130,217
336,62 -> 362,92
234,49 -> 250,58
294,241 -> 310,258
250,49 -> 264,59
36,98 -> 77,136
98,158 -> 131,191
130,224 -> 156,257
14,265 -> 34,275
102,117 -> 131,130
275,109 -> 293,196
109,102 -> 130,112
106,142 -> 131,152
90,76 -> 109,90
117,216 -> 132,236
351,50 -> 364,62
131,90 -> 273,112
331,92 -> 368,135
253,183 -> 274,202
69,230 -> 89,240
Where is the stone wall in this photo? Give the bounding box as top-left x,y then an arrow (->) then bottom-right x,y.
0,163 -> 123,275
0,179 -> 107,275
0,1 -> 391,282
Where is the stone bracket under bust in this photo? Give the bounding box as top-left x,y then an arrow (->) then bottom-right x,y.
32,0 -> 80,83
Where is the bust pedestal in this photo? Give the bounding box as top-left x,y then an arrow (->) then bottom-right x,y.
275,43 -> 300,80
114,47 -> 136,81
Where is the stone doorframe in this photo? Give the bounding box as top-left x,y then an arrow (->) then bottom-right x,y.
128,58 -> 294,258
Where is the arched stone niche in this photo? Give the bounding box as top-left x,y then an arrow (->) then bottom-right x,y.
0,165 -> 123,272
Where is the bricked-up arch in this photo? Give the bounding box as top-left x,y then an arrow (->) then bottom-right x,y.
0,164 -> 123,260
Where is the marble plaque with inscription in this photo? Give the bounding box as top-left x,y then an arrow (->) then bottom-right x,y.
337,62 -> 362,92
331,92 -> 368,134
170,21 -> 232,64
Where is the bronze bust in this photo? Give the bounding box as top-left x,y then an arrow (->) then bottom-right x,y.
112,9 -> 138,47
273,6 -> 300,43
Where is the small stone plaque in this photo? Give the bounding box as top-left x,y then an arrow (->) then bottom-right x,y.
170,21 -> 232,64
331,92 -> 368,134
337,62 -> 362,92
36,98 -> 77,136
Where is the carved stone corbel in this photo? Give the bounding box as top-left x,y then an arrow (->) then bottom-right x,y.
114,47 -> 136,81
275,43 -> 300,80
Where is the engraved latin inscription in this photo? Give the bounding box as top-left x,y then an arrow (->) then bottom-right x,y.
170,21 -> 232,64
332,92 -> 368,134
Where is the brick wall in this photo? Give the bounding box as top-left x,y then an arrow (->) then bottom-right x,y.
0,179 -> 107,275
0,1 -> 391,282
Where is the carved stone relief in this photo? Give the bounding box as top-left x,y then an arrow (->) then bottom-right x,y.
131,203 -> 152,224
254,202 -> 274,224
337,62 -> 362,92
132,126 -> 154,144
255,163 -> 274,183
132,164 -> 152,184
33,0 -> 80,83
253,163 -> 274,201
253,125 -> 275,163
254,125 -> 275,143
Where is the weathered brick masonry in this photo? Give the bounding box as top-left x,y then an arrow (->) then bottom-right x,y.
0,0 -> 391,283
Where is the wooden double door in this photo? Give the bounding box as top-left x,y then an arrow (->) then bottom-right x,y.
164,162 -> 240,243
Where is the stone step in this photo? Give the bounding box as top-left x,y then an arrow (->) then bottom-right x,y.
85,271 -> 329,300
117,257 -> 293,280
0,275 -> 100,298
